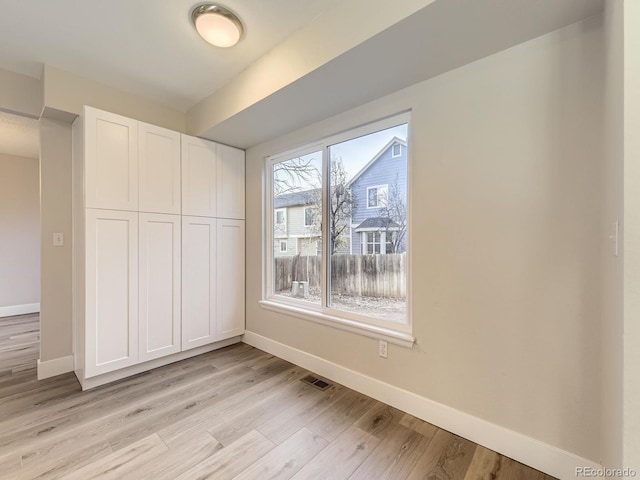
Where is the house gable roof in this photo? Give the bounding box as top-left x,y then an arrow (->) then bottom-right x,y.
274,188 -> 320,208
346,137 -> 407,188
355,217 -> 400,231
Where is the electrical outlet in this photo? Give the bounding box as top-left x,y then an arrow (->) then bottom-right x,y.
379,340 -> 388,358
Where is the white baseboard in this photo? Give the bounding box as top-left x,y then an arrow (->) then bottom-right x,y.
77,336 -> 243,390
0,303 -> 40,318
37,355 -> 74,380
242,330 -> 601,480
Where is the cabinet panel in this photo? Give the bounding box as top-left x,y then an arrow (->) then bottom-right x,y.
181,135 -> 217,217
85,209 -> 138,377
217,219 -> 245,340
182,216 -> 216,350
139,213 -> 181,362
139,123 -> 181,214
85,107 -> 138,211
217,144 -> 245,219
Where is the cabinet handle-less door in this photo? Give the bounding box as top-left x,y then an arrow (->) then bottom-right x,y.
217,219 -> 245,340
139,213 -> 181,362
182,216 -> 217,350
84,106 -> 138,211
139,123 -> 181,214
181,135 -> 217,217
85,209 -> 139,377
217,144 -> 245,220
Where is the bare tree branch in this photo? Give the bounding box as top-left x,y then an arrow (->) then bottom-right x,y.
377,173 -> 406,253
328,157 -> 353,254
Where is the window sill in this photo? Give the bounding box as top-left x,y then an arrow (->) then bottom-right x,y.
258,300 -> 415,349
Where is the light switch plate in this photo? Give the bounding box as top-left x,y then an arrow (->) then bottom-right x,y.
53,232 -> 64,247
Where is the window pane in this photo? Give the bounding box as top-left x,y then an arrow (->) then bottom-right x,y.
328,124 -> 408,324
272,152 -> 322,305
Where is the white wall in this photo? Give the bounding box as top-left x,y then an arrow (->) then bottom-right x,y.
0,153 -> 40,312
246,15 -> 604,465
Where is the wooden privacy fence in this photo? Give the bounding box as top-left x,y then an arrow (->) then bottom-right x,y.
274,254 -> 406,298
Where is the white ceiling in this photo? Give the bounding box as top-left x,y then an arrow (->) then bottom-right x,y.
0,0 -> 341,112
0,0 -> 605,151
0,111 -> 39,159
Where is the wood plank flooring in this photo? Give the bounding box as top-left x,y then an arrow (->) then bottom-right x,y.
0,314 -> 556,479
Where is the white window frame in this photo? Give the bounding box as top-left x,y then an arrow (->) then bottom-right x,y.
304,206 -> 316,227
279,240 -> 287,253
262,113 -> 414,347
365,231 -> 382,254
392,143 -> 402,158
366,184 -> 388,209
275,208 -> 286,227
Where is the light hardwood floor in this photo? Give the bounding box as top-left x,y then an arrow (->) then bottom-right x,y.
0,314 -> 556,479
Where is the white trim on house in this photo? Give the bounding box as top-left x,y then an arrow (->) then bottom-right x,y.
275,208 -> 286,227
0,303 -> 40,318
346,137 -> 407,188
279,240 -> 288,253
366,184 -> 388,209
242,331 -> 602,480
303,206 -> 315,226
391,143 -> 402,158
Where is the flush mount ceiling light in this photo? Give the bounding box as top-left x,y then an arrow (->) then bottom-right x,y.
191,3 -> 244,48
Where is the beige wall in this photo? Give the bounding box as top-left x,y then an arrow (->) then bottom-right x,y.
0,68 -> 42,118
601,0 -> 624,470
43,66 -> 186,132
623,0 -> 640,468
39,118 -> 73,361
186,0 -> 435,136
0,154 -> 40,309
246,16 -> 604,462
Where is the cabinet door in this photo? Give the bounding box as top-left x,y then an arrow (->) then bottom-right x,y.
182,216 -> 217,350
217,144 -> 245,219
139,213 -> 181,362
84,106 -> 138,211
217,219 -> 245,340
85,209 -> 138,377
181,135 -> 217,217
139,123 -> 181,214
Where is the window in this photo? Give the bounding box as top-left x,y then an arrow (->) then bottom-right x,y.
392,143 -> 402,157
367,185 -> 388,208
264,114 -> 410,339
304,206 -> 318,227
279,240 -> 287,253
365,232 -> 381,254
362,232 -> 394,254
275,209 -> 286,226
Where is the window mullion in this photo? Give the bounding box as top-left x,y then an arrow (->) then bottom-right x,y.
321,144 -> 330,311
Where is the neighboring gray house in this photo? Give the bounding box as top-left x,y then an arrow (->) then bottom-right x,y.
273,189 -> 321,257
273,136 -> 407,257
347,137 -> 407,255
